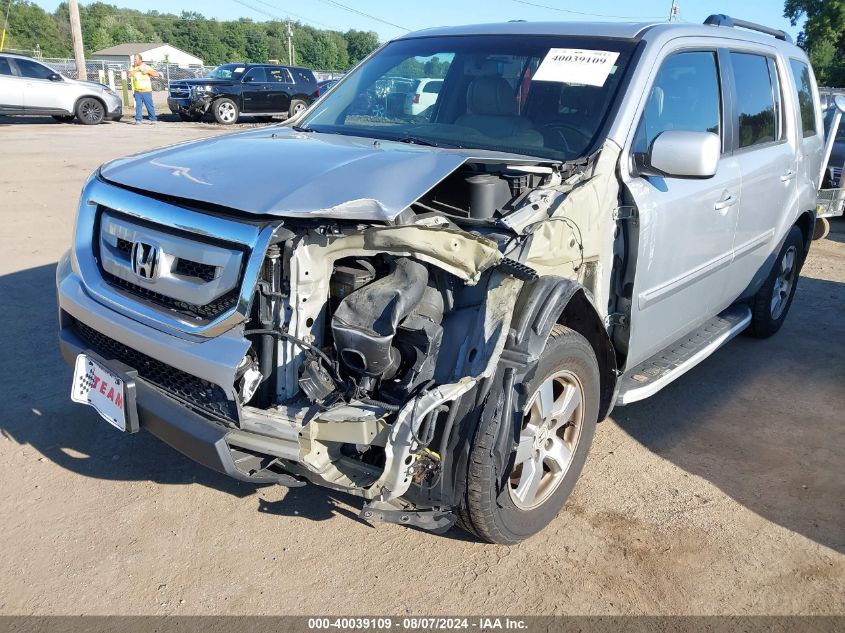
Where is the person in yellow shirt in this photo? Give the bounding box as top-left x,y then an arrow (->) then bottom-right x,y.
130,54 -> 159,124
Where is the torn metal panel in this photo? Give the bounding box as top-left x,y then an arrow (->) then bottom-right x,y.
523,141 -> 622,311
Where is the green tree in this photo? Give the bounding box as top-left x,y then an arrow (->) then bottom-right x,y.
344,29 -> 379,65
784,0 -> 845,85
3,1 -> 68,56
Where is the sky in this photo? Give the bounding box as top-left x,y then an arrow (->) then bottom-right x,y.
32,0 -> 804,43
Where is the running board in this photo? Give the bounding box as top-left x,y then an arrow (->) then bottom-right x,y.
616,305 -> 752,405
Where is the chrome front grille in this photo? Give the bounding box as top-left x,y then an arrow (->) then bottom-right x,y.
98,208 -> 245,323
169,85 -> 190,98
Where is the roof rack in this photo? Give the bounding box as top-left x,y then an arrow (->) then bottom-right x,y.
704,14 -> 793,44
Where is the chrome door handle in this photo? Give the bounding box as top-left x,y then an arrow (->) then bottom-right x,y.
780,170 -> 796,182
714,194 -> 737,212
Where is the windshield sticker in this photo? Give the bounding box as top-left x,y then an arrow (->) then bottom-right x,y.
533,49 -> 620,86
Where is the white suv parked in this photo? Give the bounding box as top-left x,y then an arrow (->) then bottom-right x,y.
0,53 -> 122,124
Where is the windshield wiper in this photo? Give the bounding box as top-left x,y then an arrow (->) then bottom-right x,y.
291,125 -> 314,132
393,135 -> 439,147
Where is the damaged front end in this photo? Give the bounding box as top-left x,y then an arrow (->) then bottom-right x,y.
220,150 -> 619,530
62,137 -> 621,532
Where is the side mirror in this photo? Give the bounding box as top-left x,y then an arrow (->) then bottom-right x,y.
647,130 -> 720,178
48,73 -> 63,82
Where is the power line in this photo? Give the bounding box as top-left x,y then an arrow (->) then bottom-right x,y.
509,0 -> 664,20
234,0 -> 338,30
313,0 -> 410,32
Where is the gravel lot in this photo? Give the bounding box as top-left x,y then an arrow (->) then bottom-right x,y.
0,117 -> 843,616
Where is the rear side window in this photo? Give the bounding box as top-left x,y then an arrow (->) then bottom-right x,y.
0,57 -> 12,76
293,69 -> 314,84
789,59 -> 818,137
422,80 -> 442,94
633,51 -> 721,154
729,52 -> 780,148
14,58 -> 55,80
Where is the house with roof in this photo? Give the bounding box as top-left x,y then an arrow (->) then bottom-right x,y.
91,43 -> 203,68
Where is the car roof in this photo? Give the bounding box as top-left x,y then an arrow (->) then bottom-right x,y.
396,20 -> 805,55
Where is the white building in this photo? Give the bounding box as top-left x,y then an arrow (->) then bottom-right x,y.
91,43 -> 203,68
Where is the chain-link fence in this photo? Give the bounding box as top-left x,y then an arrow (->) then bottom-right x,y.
38,57 -> 343,90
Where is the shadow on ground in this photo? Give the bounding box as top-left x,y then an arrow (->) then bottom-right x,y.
1,262 -> 842,549
615,273 -> 845,553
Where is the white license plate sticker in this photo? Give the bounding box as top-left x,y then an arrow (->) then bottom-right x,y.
71,354 -> 127,431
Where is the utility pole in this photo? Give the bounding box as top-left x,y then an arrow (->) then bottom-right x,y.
667,0 -> 679,22
68,0 -> 87,80
1,0 -> 12,52
287,21 -> 293,66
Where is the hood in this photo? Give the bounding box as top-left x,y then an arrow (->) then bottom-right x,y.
171,78 -> 233,87
99,127 -> 544,222
74,79 -> 109,92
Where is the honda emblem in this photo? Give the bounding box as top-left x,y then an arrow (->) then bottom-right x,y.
131,241 -> 159,280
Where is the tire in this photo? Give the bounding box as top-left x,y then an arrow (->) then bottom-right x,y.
749,225 -> 803,339
458,325 -> 600,544
178,112 -> 203,122
812,217 -> 830,241
213,98 -> 239,125
75,98 -> 105,125
288,99 -> 308,117
52,114 -> 75,123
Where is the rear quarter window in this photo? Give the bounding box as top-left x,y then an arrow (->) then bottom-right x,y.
294,69 -> 315,84
789,59 -> 818,137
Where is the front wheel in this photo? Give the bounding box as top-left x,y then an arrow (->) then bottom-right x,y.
75,98 -> 105,125
458,325 -> 600,544
213,98 -> 239,125
749,225 -> 803,338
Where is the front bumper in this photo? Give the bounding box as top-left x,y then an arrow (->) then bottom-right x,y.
167,96 -> 209,115
57,255 -> 301,485
104,93 -> 123,120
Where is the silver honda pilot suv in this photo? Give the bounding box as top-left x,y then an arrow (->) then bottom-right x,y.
57,15 -> 824,543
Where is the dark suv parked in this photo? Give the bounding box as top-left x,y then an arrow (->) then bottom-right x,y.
168,63 -> 318,124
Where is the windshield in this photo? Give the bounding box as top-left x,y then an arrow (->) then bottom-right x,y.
206,64 -> 246,80
300,34 -> 636,160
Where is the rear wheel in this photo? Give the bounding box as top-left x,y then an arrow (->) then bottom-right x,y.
213,98 -> 239,125
458,325 -> 600,544
749,225 -> 803,338
289,99 -> 308,117
75,98 -> 105,125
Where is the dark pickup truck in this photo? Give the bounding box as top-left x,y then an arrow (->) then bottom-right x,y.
168,63 -> 318,124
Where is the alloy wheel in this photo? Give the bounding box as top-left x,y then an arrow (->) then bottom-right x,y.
509,370 -> 584,510
217,102 -> 237,123
771,245 -> 797,320
81,100 -> 103,123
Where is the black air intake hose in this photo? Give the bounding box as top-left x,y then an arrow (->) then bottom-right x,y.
331,258 -> 428,379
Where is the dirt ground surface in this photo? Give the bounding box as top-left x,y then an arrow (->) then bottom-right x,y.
0,117 -> 843,616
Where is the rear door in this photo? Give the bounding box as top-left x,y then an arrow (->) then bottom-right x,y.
721,50 -> 798,302
265,67 -> 293,113
0,56 -> 23,111
621,48 -> 742,367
